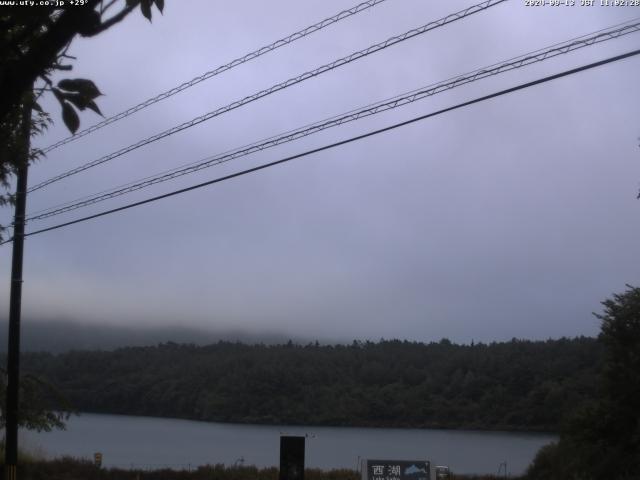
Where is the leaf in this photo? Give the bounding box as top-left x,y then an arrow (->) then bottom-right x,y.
126,0 -> 138,6
140,0 -> 152,21
57,78 -> 102,99
59,92 -> 103,116
76,9 -> 102,36
63,93 -> 87,111
154,0 -> 164,13
61,102 -> 80,134
85,100 -> 103,117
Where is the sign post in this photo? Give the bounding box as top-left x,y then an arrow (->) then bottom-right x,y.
279,435 -> 305,480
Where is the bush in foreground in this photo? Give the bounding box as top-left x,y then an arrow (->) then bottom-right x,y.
525,286 -> 640,480
2,457 -> 514,480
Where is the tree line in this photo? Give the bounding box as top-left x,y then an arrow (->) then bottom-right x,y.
17,336 -> 603,432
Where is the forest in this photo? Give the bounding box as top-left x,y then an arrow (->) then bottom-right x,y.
18,336 -> 602,432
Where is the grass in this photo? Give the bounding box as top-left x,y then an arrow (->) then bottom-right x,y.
0,457 -> 520,480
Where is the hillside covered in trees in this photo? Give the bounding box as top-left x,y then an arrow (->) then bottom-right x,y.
18,337 -> 601,432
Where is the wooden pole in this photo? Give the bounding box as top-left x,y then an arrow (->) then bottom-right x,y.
4,97 -> 32,480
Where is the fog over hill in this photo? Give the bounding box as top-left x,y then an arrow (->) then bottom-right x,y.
0,319 -> 312,353
0,317 -> 598,354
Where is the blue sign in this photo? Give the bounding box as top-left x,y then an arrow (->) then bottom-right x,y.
366,460 -> 431,480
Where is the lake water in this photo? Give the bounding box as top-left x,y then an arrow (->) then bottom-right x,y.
22,413 -> 555,476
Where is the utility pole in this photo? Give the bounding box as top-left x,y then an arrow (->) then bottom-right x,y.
4,98 -> 32,480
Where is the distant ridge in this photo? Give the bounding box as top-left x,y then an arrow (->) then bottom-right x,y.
0,319 -> 306,353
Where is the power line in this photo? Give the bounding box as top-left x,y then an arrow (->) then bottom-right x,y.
24,19 -> 640,222
28,0 -> 506,194
39,0 -> 391,154
3,48 -> 637,245
28,16 -> 640,220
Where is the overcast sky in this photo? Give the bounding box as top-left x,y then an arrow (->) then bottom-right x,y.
1,0 -> 639,344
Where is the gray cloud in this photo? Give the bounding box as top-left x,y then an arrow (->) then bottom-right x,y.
1,0 -> 639,344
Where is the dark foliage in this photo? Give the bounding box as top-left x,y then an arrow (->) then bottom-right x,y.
0,457 -> 508,480
0,366 -> 72,432
526,286 -> 640,480
4,458 -> 346,480
0,0 -> 164,239
16,337 -> 602,432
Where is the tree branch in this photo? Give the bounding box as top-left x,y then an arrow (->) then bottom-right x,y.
83,2 -> 138,37
100,0 -> 120,15
0,1 -> 101,122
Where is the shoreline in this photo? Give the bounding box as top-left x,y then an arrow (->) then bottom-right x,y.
65,410 -> 560,435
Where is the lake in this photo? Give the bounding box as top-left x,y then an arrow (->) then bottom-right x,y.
21,413 -> 555,475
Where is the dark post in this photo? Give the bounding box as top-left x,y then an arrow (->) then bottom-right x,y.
279,435 -> 305,480
4,99 -> 32,480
